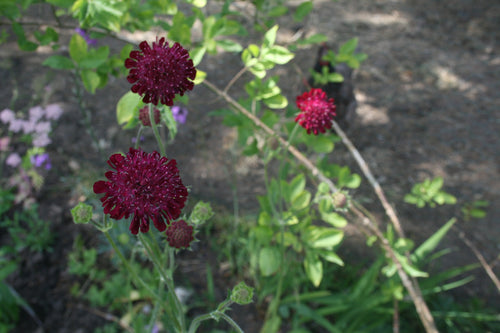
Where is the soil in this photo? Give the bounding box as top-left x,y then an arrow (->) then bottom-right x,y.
1,0 -> 499,332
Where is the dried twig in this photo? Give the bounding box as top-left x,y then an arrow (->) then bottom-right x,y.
453,224 -> 500,292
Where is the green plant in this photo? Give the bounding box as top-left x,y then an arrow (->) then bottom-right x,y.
0,204 -> 53,253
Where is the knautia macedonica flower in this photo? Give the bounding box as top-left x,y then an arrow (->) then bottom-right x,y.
93,147 -> 188,235
165,219 -> 194,249
138,106 -> 161,127
125,37 -> 197,106
295,88 -> 336,135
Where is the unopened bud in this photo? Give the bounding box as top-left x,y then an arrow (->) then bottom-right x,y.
230,281 -> 254,305
71,202 -> 93,224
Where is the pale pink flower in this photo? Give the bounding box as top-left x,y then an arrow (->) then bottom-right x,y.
6,153 -> 22,167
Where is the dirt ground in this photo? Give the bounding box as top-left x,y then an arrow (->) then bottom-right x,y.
2,0 -> 499,332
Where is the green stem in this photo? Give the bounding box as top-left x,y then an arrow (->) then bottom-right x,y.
188,301 -> 244,333
149,104 -> 166,156
138,233 -> 185,332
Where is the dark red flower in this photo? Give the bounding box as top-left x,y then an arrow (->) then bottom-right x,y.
165,220 -> 194,249
125,37 -> 197,106
295,88 -> 336,135
93,147 -> 188,235
138,106 -> 161,127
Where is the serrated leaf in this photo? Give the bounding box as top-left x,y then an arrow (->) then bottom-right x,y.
42,55 -> 74,69
116,91 -> 142,126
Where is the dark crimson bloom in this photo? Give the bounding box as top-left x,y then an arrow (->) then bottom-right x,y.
165,220 -> 194,249
125,37 -> 197,106
295,88 -> 336,135
93,148 -> 188,235
138,106 -> 161,127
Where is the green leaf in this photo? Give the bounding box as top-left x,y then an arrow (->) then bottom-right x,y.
264,94 -> 288,109
79,46 -> 109,69
434,192 -> 456,205
34,27 -> 58,45
304,252 -> 323,287
242,138 -> 259,156
297,33 -> 328,45
292,191 -> 311,211
116,91 -> 142,126
317,249 -> 344,266
304,227 -> 343,249
267,5 -> 288,18
192,69 -> 206,85
263,25 -> 278,48
321,212 -> 347,228
289,174 -> 306,202
261,45 -> 294,64
69,34 -> 88,64
80,69 -> 100,93
12,22 -> 38,51
216,39 -> 242,52
339,38 -> 358,55
412,218 -> 457,263
394,252 -> 428,278
293,1 -> 313,22
259,246 -> 281,276
42,55 -> 75,69
304,135 -> 334,153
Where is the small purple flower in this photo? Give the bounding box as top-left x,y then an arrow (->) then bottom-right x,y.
45,104 -> 63,120
75,28 -> 97,47
35,121 -> 51,134
33,133 -> 51,147
6,153 -> 22,167
22,120 -> 36,134
0,109 -> 15,124
29,106 -> 45,123
31,153 -> 51,170
8,119 -> 25,133
171,106 -> 188,124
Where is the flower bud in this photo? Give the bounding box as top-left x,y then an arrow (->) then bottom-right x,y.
230,281 -> 254,305
71,202 -> 93,224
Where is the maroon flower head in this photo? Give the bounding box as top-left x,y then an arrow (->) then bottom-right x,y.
93,147 -> 188,235
125,37 -> 197,106
138,106 -> 161,127
295,88 -> 336,135
166,220 -> 194,249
